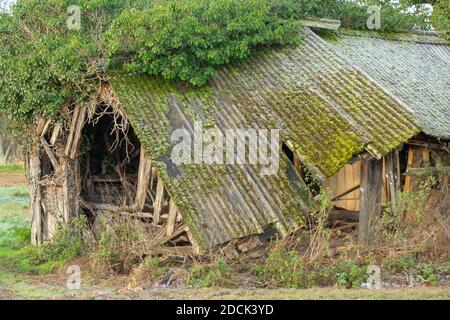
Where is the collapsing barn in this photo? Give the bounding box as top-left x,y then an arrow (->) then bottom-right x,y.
28,25 -> 450,253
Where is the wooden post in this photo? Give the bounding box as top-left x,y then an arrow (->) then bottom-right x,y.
166,199 -> 178,236
404,146 -> 417,192
29,153 -> 42,246
385,149 -> 401,210
134,146 -> 152,211
358,158 -> 383,246
153,176 -> 164,225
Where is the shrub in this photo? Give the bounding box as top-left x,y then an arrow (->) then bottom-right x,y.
37,216 -> 89,263
256,247 -> 306,288
188,258 -> 234,288
384,254 -> 417,273
334,260 -> 367,288
89,215 -> 144,274
107,0 -> 301,86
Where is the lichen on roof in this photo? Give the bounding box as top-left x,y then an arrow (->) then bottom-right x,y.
109,27 -> 420,248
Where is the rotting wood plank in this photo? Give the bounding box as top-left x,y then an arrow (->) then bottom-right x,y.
404,146 -> 417,192
153,176 -> 165,225
64,105 -> 81,157
65,105 -> 87,159
146,246 -> 193,256
186,227 -> 201,255
134,146 -> 152,210
41,136 -> 60,172
166,199 -> 178,236
69,106 -> 87,159
358,158 -> 383,247
49,123 -> 61,146
385,150 -> 401,210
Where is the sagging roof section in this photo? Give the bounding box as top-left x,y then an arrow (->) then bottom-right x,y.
322,30 -> 450,140
109,28 -> 419,248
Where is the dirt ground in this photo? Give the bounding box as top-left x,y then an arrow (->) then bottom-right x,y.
0,173 -> 27,188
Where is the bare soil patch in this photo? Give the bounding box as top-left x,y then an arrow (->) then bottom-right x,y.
0,173 -> 27,188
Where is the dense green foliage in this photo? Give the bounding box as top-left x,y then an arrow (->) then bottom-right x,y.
0,0 -> 447,132
108,0 -> 301,86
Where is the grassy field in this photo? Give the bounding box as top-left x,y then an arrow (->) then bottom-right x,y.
0,164 -> 24,174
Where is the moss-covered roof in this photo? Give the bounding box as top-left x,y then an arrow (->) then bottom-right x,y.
109,27 -> 419,248
322,29 -> 450,139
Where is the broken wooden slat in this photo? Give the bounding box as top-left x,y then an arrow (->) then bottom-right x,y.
385,150 -> 401,210
146,245 -> 193,256
166,199 -> 178,236
40,119 -> 52,137
65,105 -> 87,159
186,227 -> 201,255
49,123 -> 61,146
358,158 -> 383,246
64,105 -> 81,157
134,146 -> 153,211
41,136 -> 60,172
330,184 -> 361,202
153,176 -> 165,225
70,106 -> 87,159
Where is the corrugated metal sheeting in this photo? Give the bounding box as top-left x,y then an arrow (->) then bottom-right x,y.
324,31 -> 450,139
109,28 -> 419,248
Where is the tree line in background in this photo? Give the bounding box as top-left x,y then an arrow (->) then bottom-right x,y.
0,0 -> 448,142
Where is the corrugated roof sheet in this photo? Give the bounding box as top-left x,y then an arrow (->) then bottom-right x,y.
109,28 -> 419,248
322,30 -> 450,139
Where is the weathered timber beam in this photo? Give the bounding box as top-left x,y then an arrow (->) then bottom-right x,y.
145,245 -> 193,256
65,105 -> 87,159
408,139 -> 449,151
134,146 -> 152,210
358,158 -> 383,246
331,185 -> 360,202
166,199 -> 178,236
49,123 -> 61,146
385,149 -> 401,210
329,210 -> 359,222
153,176 -> 165,225
40,136 -> 60,172
405,167 -> 450,177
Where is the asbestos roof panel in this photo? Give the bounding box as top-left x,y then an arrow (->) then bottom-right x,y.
322,31 -> 450,139
109,28 -> 419,248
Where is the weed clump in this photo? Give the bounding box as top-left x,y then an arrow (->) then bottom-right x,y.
188,258 -> 234,288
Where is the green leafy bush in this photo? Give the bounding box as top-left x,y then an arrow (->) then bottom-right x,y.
256,248 -> 307,288
107,0 -> 301,86
188,258 -> 234,288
